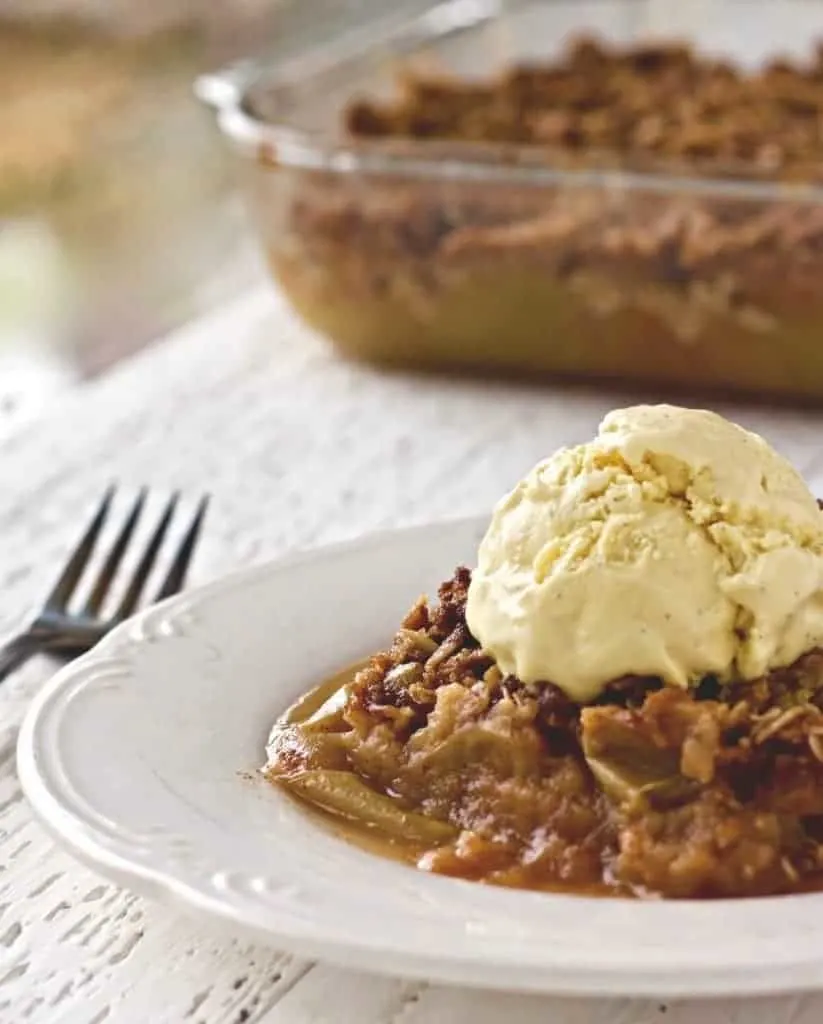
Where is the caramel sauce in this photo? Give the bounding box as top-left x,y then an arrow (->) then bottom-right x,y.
269,663 -> 622,896
273,661 -> 429,865
269,664 -> 823,899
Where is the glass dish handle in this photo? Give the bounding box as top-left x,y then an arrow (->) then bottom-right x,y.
195,61 -> 259,112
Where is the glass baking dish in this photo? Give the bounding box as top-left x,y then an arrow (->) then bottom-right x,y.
199,0 -> 823,401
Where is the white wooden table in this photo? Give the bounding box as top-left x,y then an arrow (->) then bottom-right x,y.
4,288 -> 823,1023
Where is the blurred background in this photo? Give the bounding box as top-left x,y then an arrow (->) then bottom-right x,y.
9,0 -> 823,434
0,0 -> 431,437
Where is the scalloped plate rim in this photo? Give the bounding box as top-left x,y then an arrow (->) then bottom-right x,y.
16,515 -> 823,998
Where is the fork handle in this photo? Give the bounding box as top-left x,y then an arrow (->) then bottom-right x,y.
0,633 -> 40,684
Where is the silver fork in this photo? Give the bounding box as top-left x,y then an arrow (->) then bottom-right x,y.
0,486 -> 209,683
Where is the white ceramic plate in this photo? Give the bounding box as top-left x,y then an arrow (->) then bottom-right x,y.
17,517 -> 823,998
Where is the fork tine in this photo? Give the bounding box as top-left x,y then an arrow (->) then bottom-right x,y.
114,492 -> 180,621
154,496 -> 209,602
82,488 -> 148,617
44,485 -> 116,611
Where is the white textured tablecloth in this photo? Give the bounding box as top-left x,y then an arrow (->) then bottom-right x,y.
4,287 -> 823,1023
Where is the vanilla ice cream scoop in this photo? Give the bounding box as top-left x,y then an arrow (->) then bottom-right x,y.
466,405 -> 823,702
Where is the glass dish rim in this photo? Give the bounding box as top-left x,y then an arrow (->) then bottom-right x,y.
196,0 -> 823,205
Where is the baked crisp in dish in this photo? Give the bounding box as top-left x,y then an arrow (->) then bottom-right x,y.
256,36 -> 823,398
266,406 -> 823,898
